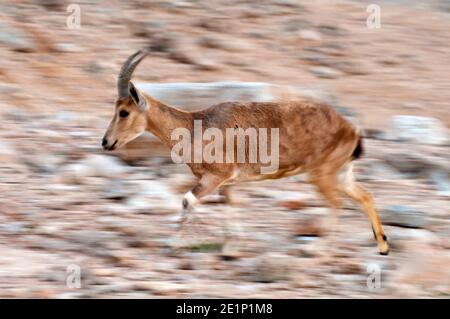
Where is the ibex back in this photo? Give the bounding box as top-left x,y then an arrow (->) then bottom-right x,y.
102,50 -> 389,255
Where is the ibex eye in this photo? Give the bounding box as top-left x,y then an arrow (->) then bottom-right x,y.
119,110 -> 129,118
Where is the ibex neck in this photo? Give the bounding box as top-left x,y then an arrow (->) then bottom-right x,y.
144,95 -> 193,147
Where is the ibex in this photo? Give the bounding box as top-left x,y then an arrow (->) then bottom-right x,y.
102,50 -> 389,255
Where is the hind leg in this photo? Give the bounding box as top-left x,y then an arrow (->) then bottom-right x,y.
338,163 -> 389,255
201,185 -> 233,205
218,185 -> 232,204
310,173 -> 343,257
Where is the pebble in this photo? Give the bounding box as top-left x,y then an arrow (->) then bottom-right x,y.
298,29 -> 322,41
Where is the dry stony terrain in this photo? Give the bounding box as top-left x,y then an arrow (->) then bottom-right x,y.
0,0 -> 449,298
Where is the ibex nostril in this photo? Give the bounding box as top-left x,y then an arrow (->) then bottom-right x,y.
102,137 -> 107,147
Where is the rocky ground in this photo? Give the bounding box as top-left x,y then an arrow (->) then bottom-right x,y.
0,0 -> 449,298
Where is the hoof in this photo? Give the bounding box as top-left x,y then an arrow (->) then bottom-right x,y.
379,249 -> 390,256
377,235 -> 389,255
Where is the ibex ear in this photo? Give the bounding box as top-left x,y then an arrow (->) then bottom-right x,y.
128,81 -> 148,111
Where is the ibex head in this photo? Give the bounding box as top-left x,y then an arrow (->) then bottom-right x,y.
102,50 -> 150,151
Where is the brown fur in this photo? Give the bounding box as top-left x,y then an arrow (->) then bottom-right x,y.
148,99 -> 359,182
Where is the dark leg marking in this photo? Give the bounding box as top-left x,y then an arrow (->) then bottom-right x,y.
182,198 -> 189,210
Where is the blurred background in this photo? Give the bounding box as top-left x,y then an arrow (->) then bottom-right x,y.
0,0 -> 449,298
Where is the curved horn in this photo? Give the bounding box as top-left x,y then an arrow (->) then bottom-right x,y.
117,49 -> 148,98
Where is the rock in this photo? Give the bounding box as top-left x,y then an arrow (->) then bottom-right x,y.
23,153 -> 64,174
128,19 -> 165,38
53,43 -> 84,53
57,163 -> 89,184
0,221 -> 27,235
81,155 -> 128,177
253,253 -> 294,282
220,241 -> 243,261
2,107 -> 32,122
294,218 -> 323,237
361,159 -> 406,181
317,25 -> 346,37
310,66 -> 342,79
195,58 -> 220,71
66,230 -> 120,251
147,35 -> 173,53
47,111 -> 80,122
91,268 -> 116,277
167,50 -> 195,65
59,155 -> 128,183
383,152 -> 432,176
125,197 -> 155,211
392,228 -> 439,243
34,238 -> 73,251
278,199 -> 306,210
273,0 -> 304,8
334,61 -> 368,75
0,21 -> 35,52
198,37 -> 251,53
300,54 -> 332,67
134,281 -> 187,296
136,82 -> 274,109
284,17 -> 309,33
401,102 -> 423,110
334,105 -> 357,119
197,36 -> 224,50
0,4 -> 16,17
290,86 -> 339,106
428,169 -> 450,196
125,180 -> 178,211
90,282 -> 134,295
298,29 -> 322,41
0,141 -> 17,162
382,205 -> 430,229
289,241 -> 320,258
196,19 -> 228,32
364,128 -> 385,139
103,251 -> 135,267
82,61 -> 103,74
178,260 -> 194,270
386,116 -> 448,145
0,84 -> 21,95
35,0 -> 64,10
292,273 -> 320,289
332,260 -> 364,275
101,180 -> 135,200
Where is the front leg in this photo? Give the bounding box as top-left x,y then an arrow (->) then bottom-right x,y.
177,173 -> 227,231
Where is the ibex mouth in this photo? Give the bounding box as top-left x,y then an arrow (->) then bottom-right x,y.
107,140 -> 118,151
